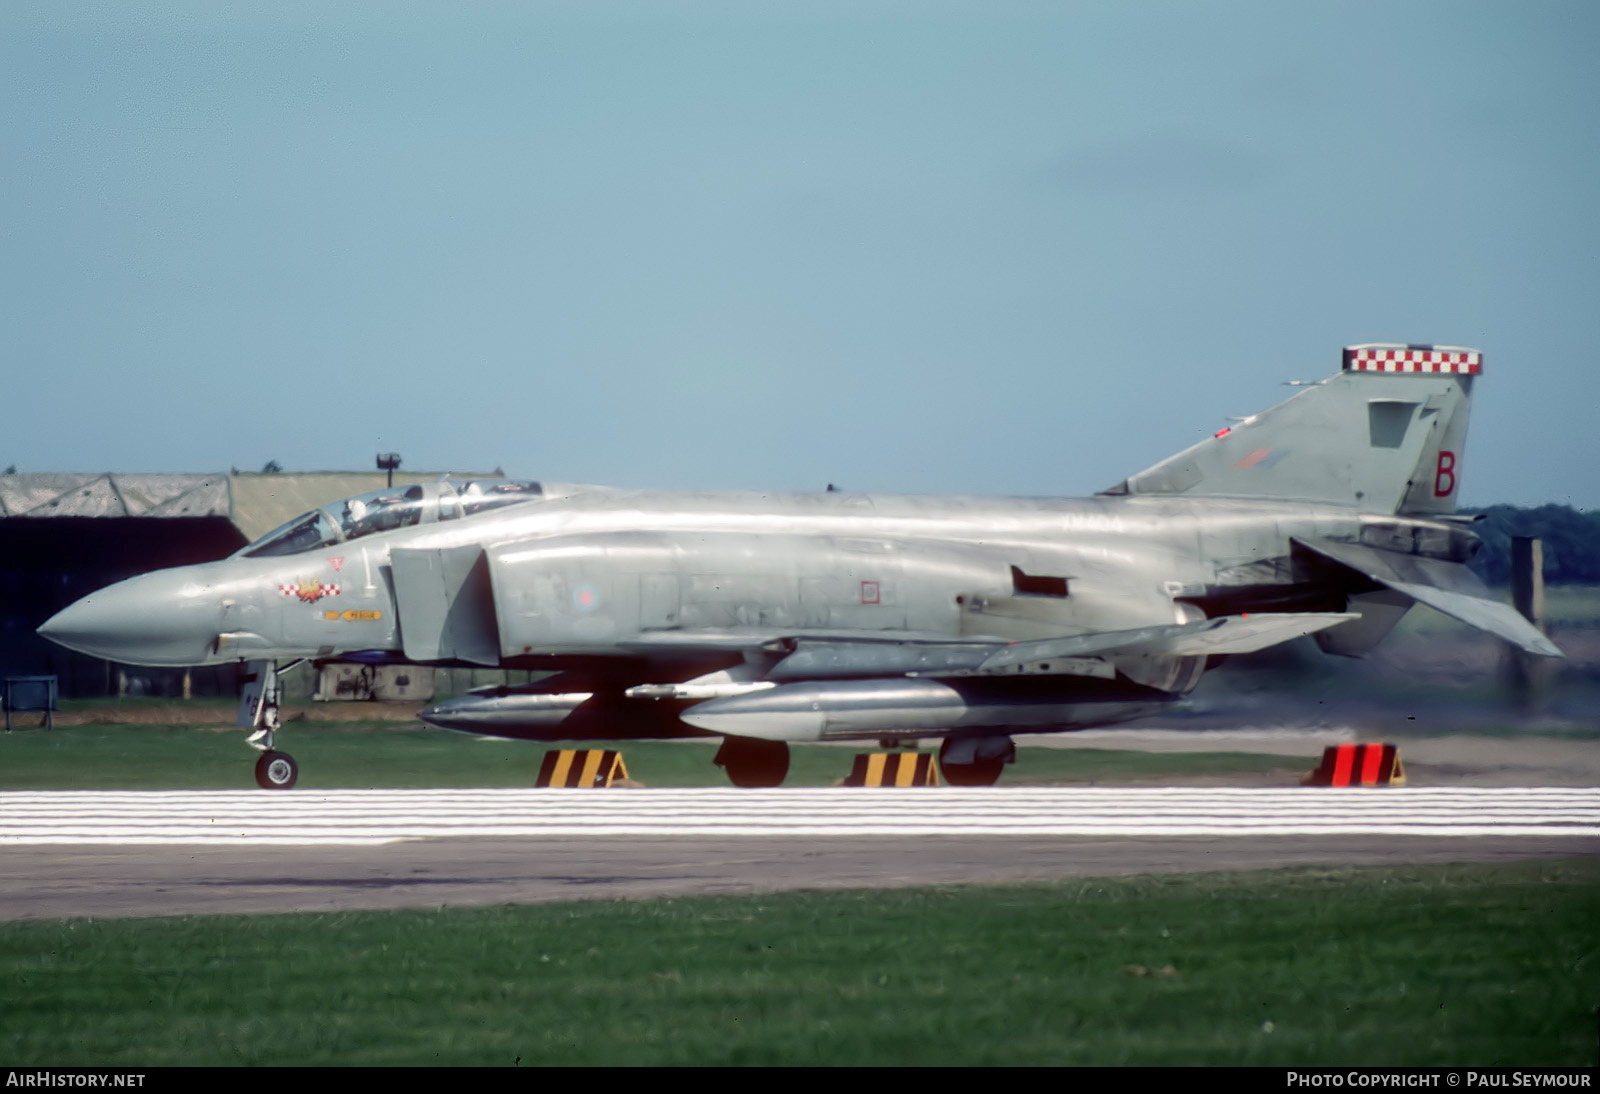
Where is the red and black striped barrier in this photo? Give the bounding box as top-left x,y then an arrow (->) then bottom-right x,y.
1303,743 -> 1406,787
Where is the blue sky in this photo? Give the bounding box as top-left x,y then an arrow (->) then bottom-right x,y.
4,2 -> 1596,507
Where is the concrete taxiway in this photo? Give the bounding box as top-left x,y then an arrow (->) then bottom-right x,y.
3,785 -> 1596,920
4,729 -> 1595,921
5,833 -> 1594,921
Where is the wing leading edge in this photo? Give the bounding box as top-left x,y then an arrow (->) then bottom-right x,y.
618,611 -> 1358,681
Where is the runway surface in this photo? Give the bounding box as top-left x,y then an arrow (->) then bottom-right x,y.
4,787 -> 1598,844
3,787 -> 1596,920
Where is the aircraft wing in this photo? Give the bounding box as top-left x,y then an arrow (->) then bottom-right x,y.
1293,536 -> 1563,658
617,611 -> 1359,681
976,612 -> 1358,668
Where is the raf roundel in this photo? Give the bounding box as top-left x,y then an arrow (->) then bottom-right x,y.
573,585 -> 599,612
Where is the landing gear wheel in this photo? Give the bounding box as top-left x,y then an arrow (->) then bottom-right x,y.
255,750 -> 299,790
939,739 -> 1006,787
713,737 -> 790,788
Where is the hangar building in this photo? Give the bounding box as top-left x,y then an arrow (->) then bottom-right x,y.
1,470 -> 492,698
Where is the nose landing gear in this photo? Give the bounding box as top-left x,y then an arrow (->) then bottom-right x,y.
242,659 -> 299,790
254,750 -> 299,790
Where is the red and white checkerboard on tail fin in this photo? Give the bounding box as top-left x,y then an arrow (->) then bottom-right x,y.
1343,345 -> 1480,375
1105,343 -> 1479,517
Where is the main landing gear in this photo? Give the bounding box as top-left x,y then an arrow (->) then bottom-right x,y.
243,659 -> 299,790
714,736 -> 790,788
938,736 -> 1015,787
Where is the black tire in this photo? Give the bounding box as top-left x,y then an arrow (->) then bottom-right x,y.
938,739 -> 1005,787
713,737 -> 790,788
255,750 -> 299,790
939,758 -> 1004,787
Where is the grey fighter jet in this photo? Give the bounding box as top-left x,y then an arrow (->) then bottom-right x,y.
39,344 -> 1560,789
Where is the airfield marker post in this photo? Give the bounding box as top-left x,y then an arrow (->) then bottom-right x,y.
1509,536 -> 1553,711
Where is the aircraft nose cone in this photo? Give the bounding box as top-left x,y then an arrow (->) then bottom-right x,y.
38,569 -> 223,666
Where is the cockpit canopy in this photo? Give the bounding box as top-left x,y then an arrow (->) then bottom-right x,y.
240,480 -> 543,559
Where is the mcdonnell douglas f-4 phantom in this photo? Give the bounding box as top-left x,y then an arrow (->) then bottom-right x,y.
40,344 -> 1561,789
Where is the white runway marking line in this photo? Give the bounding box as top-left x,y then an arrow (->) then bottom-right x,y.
2,788 -> 1597,845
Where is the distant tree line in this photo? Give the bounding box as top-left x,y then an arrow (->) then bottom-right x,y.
1464,504 -> 1600,586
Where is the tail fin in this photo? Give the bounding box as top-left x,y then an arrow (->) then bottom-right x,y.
1101,344 -> 1478,514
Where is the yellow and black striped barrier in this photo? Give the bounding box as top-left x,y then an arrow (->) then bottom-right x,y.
1302,743 -> 1405,787
843,751 -> 940,787
537,749 -> 631,788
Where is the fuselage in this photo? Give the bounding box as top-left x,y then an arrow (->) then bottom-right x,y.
39,481 -> 1368,671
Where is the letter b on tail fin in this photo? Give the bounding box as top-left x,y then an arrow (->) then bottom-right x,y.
1434,450 -> 1457,498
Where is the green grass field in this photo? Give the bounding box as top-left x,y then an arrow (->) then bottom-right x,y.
0,722 -> 1298,790
4,712 -> 1593,1067
1,860 -> 1594,1066
1391,584 -> 1600,633
1532,585 -> 1600,627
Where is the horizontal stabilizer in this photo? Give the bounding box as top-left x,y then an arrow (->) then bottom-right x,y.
1295,537 -> 1563,658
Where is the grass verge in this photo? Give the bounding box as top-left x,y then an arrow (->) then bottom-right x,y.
1,860 -> 1594,1066
0,723 -> 1296,790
